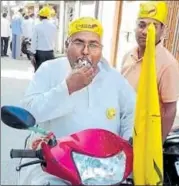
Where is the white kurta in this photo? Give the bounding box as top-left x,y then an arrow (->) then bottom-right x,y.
19,57 -> 136,185
1,17 -> 11,37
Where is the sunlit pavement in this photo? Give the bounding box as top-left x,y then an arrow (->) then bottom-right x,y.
1,56 -> 179,185
1,57 -> 33,185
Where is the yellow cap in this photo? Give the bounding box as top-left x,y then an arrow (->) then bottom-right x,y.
39,6 -> 51,17
138,1 -> 168,24
68,17 -> 103,38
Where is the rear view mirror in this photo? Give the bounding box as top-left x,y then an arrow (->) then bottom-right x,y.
1,106 -> 36,130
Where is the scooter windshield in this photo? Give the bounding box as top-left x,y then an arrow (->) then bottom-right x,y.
72,151 -> 126,185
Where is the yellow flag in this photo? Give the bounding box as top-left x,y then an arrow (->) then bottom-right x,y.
133,23 -> 163,185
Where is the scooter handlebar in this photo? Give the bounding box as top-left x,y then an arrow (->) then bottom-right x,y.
10,149 -> 42,159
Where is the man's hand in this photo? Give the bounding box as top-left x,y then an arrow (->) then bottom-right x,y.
66,66 -> 96,95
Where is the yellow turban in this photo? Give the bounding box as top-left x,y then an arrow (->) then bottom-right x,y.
68,17 -> 103,38
138,1 -> 168,24
39,6 -> 51,17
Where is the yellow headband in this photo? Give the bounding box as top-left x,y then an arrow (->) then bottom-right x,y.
138,1 -> 168,24
68,17 -> 103,38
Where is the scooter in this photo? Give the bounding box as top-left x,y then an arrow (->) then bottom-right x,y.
10,37 -> 32,60
1,106 -> 179,185
163,127 -> 179,185
1,105 -> 133,185
21,38 -> 32,60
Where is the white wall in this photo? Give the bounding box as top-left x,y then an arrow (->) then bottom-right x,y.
80,1 -> 96,17
116,1 -> 141,70
100,1 -> 116,64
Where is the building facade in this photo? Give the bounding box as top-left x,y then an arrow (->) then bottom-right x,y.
164,1 -> 179,61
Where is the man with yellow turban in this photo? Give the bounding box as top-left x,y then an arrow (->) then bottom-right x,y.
30,6 -> 57,71
18,16 -> 135,185
121,1 -> 179,142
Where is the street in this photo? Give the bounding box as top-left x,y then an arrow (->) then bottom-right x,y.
1,57 -> 179,185
1,57 -> 33,185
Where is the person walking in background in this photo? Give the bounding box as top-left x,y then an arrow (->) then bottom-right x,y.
22,15 -> 33,40
20,15 -> 34,60
1,13 -> 11,57
11,8 -> 23,59
30,6 -> 57,71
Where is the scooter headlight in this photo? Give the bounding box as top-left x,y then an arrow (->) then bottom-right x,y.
72,151 -> 126,185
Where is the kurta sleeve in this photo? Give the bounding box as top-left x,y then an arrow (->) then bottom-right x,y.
21,61 -> 75,123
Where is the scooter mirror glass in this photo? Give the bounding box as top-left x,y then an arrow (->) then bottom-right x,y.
1,106 -> 36,129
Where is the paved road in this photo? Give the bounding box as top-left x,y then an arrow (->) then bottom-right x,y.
1,57 -> 179,185
1,57 -> 33,185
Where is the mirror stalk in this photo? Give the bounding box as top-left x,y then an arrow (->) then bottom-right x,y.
29,126 -> 49,135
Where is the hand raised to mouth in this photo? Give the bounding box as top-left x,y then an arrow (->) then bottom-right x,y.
66,65 -> 96,95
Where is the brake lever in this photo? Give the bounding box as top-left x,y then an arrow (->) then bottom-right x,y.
16,160 -> 45,171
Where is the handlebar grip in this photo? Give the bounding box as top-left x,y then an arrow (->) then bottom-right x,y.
10,149 -> 37,158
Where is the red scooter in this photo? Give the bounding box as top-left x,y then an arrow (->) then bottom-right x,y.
1,105 -> 133,185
